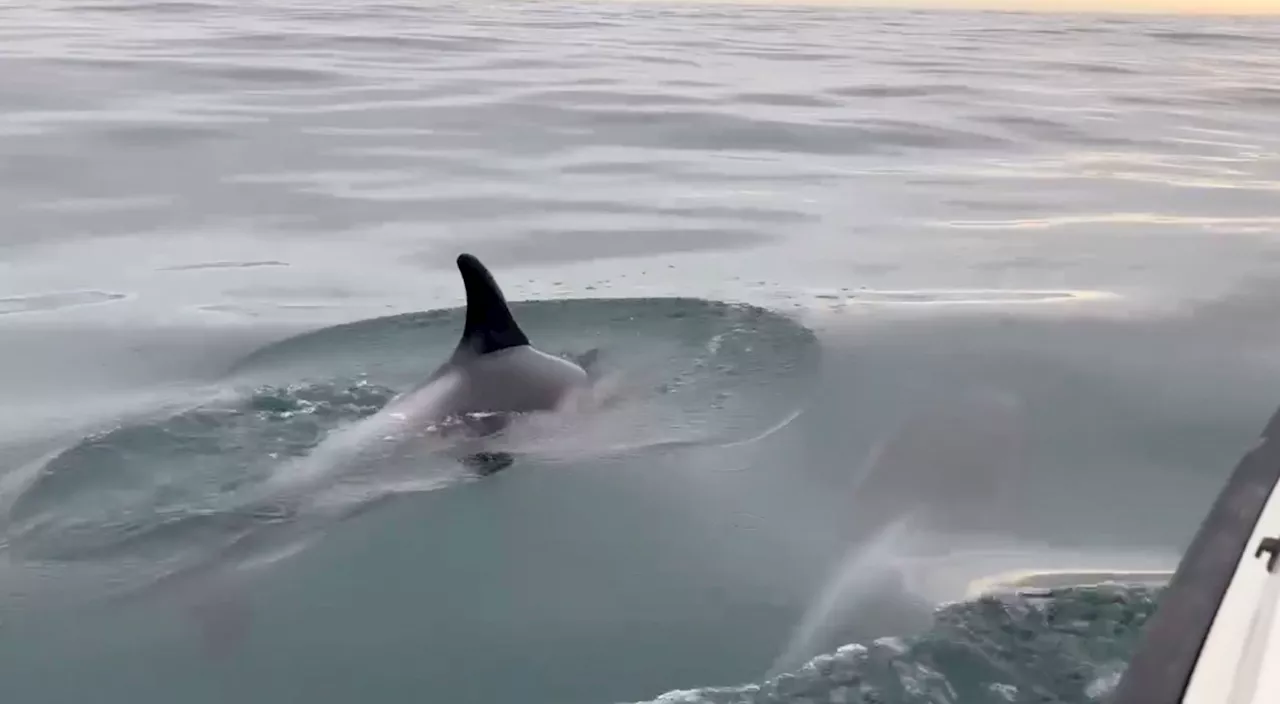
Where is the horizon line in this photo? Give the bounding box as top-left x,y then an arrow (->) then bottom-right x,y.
613,0 -> 1280,17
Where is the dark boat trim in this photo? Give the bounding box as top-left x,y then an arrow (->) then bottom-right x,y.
1111,404 -> 1280,704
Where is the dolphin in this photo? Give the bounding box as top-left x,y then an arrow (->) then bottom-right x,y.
260,252 -> 597,493
365,253 -> 595,469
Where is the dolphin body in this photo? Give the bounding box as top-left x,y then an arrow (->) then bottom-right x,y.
259,252 -> 597,493
353,253 -> 595,475
419,252 -> 592,416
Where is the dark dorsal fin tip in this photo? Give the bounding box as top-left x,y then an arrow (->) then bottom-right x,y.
454,253 -> 530,357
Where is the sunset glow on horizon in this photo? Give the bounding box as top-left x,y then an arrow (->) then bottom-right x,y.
644,0 -> 1280,14
889,0 -> 1280,13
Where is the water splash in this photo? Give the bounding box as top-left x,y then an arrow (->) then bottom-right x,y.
770,510 -> 931,676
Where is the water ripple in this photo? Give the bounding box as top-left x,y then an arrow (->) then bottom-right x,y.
0,3 -> 1278,700
1,1 -> 1276,269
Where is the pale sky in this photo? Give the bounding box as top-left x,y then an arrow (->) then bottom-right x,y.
894,0 -> 1279,12
685,0 -> 1280,13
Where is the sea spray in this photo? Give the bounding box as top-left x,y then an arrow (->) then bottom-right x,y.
770,510 -> 932,676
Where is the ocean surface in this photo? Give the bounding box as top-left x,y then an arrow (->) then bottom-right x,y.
2,2 -> 1279,703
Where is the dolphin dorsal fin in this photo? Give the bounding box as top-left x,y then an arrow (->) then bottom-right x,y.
453,253 -> 530,359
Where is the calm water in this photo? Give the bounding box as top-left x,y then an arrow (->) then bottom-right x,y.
2,2 -> 1280,703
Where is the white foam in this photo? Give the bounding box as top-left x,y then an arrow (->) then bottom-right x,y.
886,537 -> 1179,605
964,568 -> 1175,598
